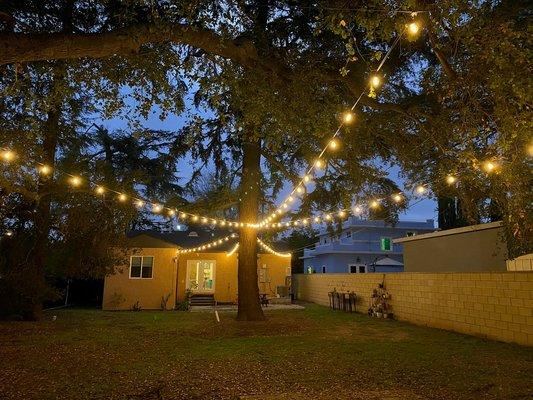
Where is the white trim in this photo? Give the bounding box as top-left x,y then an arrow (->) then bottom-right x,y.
129,255 -> 154,279
186,259 -> 216,293
394,221 -> 503,244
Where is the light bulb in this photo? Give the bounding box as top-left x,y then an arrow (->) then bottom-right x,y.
1,150 -> 15,162
446,175 -> 457,185
288,196 -> 294,202
370,200 -> 380,209
483,161 -> 497,173
179,212 -> 187,219
329,139 -> 339,150
343,112 -> 355,124
38,165 -> 52,175
415,185 -> 426,194
282,203 -> 288,209
153,204 -> 162,213
314,216 -> 321,223
95,186 -> 105,195
325,214 -> 332,221
407,21 -> 419,35
353,206 -> 362,215
192,215 -> 199,221
168,209 -> 176,216
314,159 -> 324,169
338,210 -> 346,218
118,193 -> 127,202
392,194 -> 403,203
304,175 -> 312,183
69,176 -> 81,187
135,200 -> 145,208
296,186 -> 304,194
201,217 -> 208,224
370,74 -> 381,88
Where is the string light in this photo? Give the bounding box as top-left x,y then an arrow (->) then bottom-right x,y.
95,186 -> 105,195
415,185 -> 426,195
152,204 -> 163,213
1,150 -> 15,162
38,165 -> 52,175
178,233 -> 237,254
407,21 -> 420,35
329,139 -> 339,150
353,205 -> 362,215
118,193 -> 127,202
370,74 -> 381,89
446,175 -> 457,185
226,243 -> 239,256
392,193 -> 403,203
69,176 -> 82,187
135,199 -> 145,208
483,161 -> 497,173
343,112 -> 355,124
257,237 -> 291,258
314,159 -> 324,169
168,209 -> 176,217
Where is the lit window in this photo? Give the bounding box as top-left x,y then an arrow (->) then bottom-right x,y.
380,237 -> 392,252
130,256 -> 154,279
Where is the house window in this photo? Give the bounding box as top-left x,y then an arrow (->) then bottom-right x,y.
349,264 -> 367,273
380,237 -> 392,251
406,231 -> 417,237
345,231 -> 352,238
130,256 -> 153,279
322,266 -> 327,274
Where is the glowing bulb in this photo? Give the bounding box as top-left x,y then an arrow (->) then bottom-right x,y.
153,204 -> 162,213
95,186 -> 105,195
407,21 -> 419,35
69,176 -> 81,187
168,209 -> 176,216
527,143 -> 533,157
5,230 -> 13,237
179,212 -> 187,219
343,112 -> 355,124
329,139 -> 339,150
370,200 -> 380,209
338,210 -> 346,218
220,221 -> 226,226
282,203 -> 288,209
135,200 -> 145,208
392,194 -> 403,203
1,150 -> 15,162
302,219 -> 309,225
483,161 -> 497,173
446,175 -> 457,185
314,216 -> 321,223
325,214 -> 332,221
296,186 -> 304,194
415,185 -> 426,195
38,165 -> 52,175
192,215 -> 199,222
201,217 -> 208,224
118,193 -> 127,202
288,196 -> 294,202
314,159 -> 324,169
353,205 -> 362,215
212,220 -> 218,225
370,74 -> 381,88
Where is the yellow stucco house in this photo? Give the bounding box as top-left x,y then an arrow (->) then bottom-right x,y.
102,229 -> 292,310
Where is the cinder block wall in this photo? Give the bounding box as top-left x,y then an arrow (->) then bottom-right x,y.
293,272 -> 533,346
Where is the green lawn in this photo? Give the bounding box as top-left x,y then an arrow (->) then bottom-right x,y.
0,305 -> 531,400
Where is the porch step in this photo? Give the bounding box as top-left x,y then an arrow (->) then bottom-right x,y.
189,294 -> 215,307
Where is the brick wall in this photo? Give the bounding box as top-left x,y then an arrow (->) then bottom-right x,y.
293,272 -> 533,346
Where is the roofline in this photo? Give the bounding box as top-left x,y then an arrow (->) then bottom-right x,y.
393,221 -> 503,244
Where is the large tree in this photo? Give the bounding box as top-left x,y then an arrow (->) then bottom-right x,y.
1,1 -> 531,320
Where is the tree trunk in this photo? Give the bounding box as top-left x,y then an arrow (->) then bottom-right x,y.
236,138 -> 265,321
24,71 -> 61,320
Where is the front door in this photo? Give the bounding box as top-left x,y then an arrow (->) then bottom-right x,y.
186,260 -> 215,292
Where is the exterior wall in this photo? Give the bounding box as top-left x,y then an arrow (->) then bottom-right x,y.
507,253 -> 533,272
304,253 -> 403,273
293,272 -> 533,346
402,227 -> 507,272
102,247 -> 177,310
177,253 -> 292,303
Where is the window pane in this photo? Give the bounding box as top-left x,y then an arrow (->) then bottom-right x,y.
142,257 -> 153,268
131,257 -> 141,277
380,238 -> 392,251
141,266 -> 153,278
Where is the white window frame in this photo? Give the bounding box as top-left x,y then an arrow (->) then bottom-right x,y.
380,236 -> 393,252
129,255 -> 154,279
186,259 -> 216,292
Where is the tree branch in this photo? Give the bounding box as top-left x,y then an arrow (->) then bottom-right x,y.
0,175 -> 39,201
260,149 -> 300,186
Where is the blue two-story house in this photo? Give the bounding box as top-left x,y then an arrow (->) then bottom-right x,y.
302,218 -> 435,274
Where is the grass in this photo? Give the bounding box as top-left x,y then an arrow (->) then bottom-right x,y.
0,304 -> 531,400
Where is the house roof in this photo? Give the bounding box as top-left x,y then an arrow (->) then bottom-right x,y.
372,257 -> 403,266
393,221 -> 503,244
126,228 -> 291,254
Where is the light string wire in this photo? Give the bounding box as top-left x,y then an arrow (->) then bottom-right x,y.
258,27 -> 409,228
0,148 -> 244,227
177,233 -> 237,254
